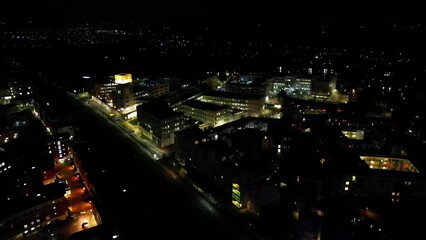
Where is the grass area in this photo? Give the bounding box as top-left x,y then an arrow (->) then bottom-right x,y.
128,118 -> 139,126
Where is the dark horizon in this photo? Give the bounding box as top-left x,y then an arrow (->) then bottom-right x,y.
1,1 -> 425,25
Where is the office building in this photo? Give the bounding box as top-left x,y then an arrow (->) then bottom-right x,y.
198,91 -> 265,117
177,99 -> 232,127
137,100 -> 184,147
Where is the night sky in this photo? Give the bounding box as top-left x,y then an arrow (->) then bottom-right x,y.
1,1 -> 423,25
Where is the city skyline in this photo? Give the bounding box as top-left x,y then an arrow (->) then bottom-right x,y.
2,3 -> 426,240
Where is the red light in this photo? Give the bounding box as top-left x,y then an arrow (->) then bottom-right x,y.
321,109 -> 326,112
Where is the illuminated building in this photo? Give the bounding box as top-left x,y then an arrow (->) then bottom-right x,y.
112,83 -> 135,111
270,76 -> 293,94
94,73 -> 133,104
8,81 -> 33,101
175,117 -> 292,215
292,120 -> 426,240
94,79 -> 117,103
293,77 -> 312,95
34,98 -> 75,136
360,155 -> 419,173
341,129 -> 364,140
47,132 -> 73,162
198,91 -> 265,117
110,73 -> 136,118
114,73 -> 132,84
237,169 -> 280,215
225,75 -> 270,96
0,152 -> 69,239
133,80 -> 169,104
0,185 -> 69,240
137,100 -> 184,147
336,160 -> 423,204
177,99 -> 232,127
270,75 -> 312,95
149,82 -> 169,98
0,85 -> 13,104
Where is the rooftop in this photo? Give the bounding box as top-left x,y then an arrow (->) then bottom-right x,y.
176,127 -> 206,139
182,99 -> 229,112
137,100 -> 182,120
202,90 -> 265,100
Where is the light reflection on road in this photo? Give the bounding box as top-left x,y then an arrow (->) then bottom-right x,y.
54,156 -> 98,237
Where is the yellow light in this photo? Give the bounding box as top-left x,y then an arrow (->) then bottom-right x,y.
114,73 -> 132,84
232,200 -> 242,208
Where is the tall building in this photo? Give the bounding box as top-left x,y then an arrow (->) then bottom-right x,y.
47,132 -> 73,162
112,83 -> 135,111
94,73 -> 135,109
94,77 -> 116,103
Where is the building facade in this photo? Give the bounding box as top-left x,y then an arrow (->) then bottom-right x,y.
137,101 -> 185,147
177,99 -> 232,127
198,91 -> 265,117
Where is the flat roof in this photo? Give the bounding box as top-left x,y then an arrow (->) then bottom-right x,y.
202,90 -> 265,100
360,155 -> 419,173
137,100 -> 182,120
182,99 -> 229,111
176,127 -> 206,139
